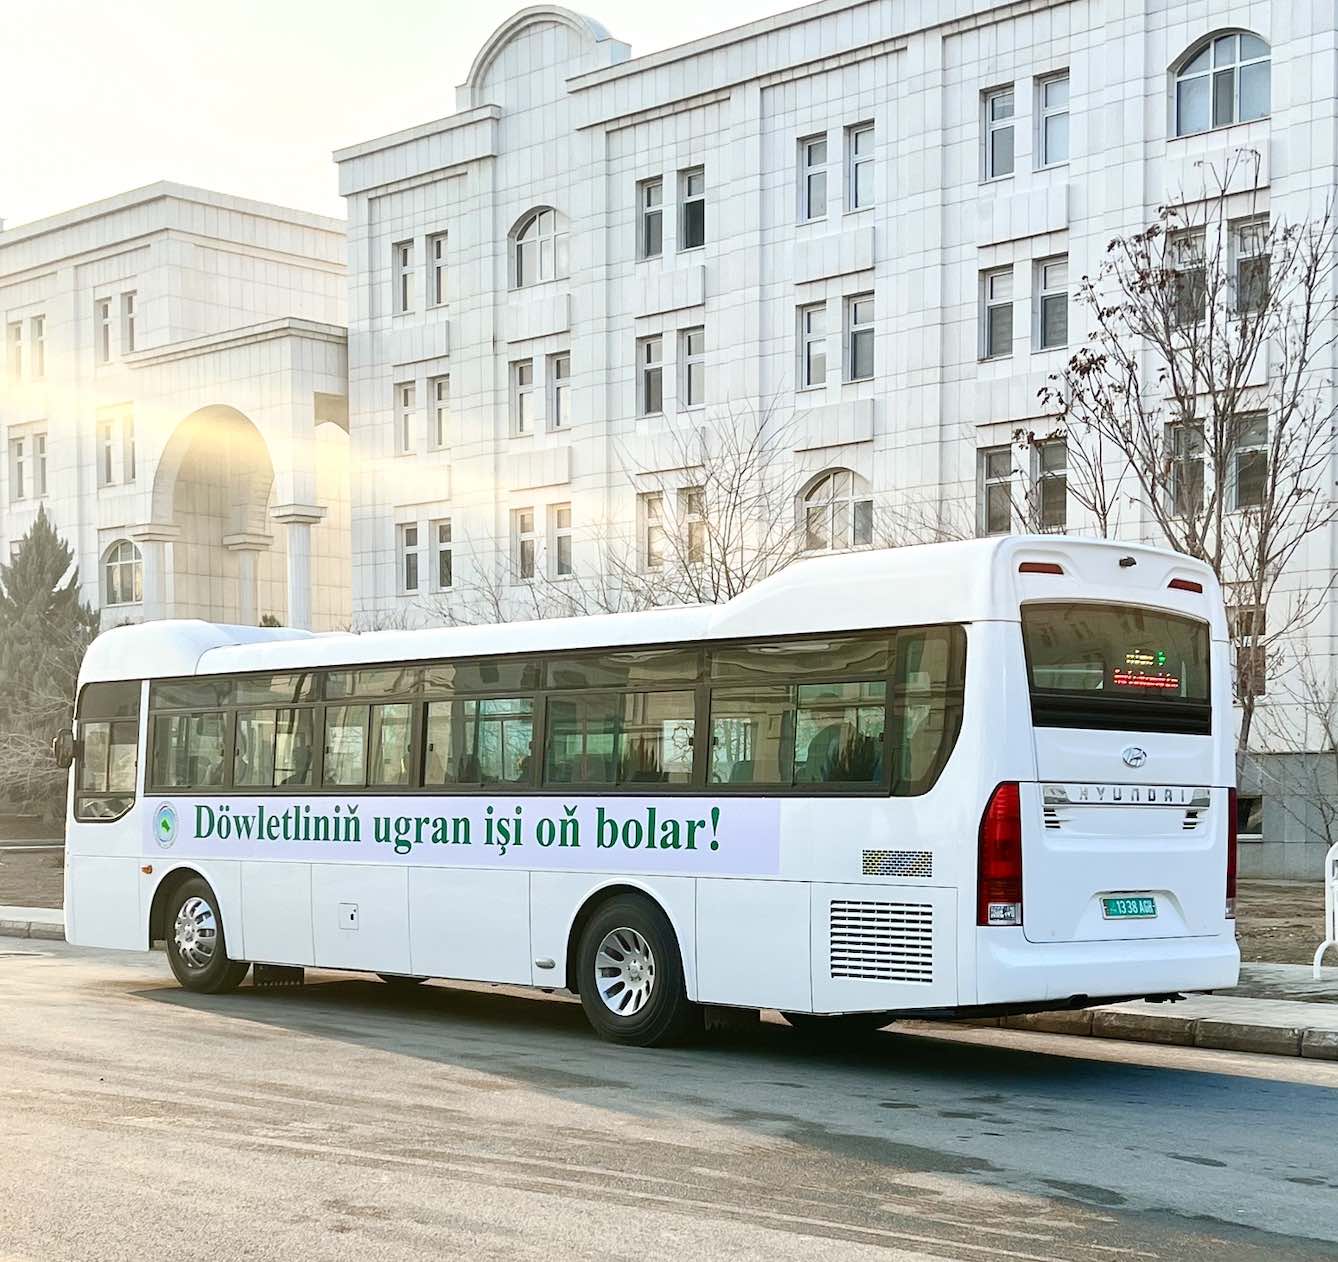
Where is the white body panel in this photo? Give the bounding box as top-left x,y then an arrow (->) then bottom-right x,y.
65,538 -> 1240,1020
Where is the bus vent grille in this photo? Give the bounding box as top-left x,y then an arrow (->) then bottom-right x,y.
1042,808 -> 1063,830
862,849 -> 933,878
830,900 -> 934,983
1182,810 -> 1203,831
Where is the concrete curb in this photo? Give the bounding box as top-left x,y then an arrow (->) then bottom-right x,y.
982,1007 -> 1338,1061
0,909 -> 65,942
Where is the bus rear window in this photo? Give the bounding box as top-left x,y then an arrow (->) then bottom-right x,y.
1021,603 -> 1211,735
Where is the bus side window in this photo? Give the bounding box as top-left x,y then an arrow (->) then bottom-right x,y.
75,681 -> 141,822
889,625 -> 966,796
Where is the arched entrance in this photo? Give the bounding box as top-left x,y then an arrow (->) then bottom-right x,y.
150,406 -> 285,625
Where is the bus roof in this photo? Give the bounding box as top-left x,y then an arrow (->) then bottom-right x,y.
79,536 -> 1223,685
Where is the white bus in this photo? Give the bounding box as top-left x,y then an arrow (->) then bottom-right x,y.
60,536 -> 1239,1045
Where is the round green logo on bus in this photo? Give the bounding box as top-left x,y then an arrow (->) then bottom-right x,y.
154,803 -> 178,849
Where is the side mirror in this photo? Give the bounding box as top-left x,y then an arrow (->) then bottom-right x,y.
52,729 -> 77,770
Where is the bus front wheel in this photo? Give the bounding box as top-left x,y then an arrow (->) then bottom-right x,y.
165,878 -> 250,994
576,895 -> 698,1047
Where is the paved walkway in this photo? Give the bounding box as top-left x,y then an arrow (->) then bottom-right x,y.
4,904 -> 1336,1058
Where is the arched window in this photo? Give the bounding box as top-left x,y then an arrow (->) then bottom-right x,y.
103,540 -> 143,606
803,470 -> 873,551
1174,32 -> 1270,137
511,207 -> 567,288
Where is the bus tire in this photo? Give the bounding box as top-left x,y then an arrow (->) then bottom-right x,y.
781,1011 -> 894,1043
576,895 -> 698,1047
164,877 -> 250,994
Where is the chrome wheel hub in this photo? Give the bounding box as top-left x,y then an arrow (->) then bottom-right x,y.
594,927 -> 656,1017
174,896 -> 218,970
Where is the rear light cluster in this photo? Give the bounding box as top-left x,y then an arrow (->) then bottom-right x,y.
1168,577 -> 1204,593
977,782 -> 1023,927
1226,787 -> 1238,919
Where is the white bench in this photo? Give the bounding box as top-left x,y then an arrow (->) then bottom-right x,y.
1315,841 -> 1338,979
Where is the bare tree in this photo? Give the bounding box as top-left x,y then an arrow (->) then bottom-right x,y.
1042,151 -> 1338,743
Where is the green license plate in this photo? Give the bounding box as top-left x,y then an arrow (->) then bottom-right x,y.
1102,896 -> 1157,920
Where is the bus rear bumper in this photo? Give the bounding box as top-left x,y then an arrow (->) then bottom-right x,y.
973,928 -> 1240,1007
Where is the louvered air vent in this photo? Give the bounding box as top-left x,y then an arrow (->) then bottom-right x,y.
830,900 -> 933,983
862,849 -> 933,878
1043,807 -> 1063,830
1182,809 -> 1203,831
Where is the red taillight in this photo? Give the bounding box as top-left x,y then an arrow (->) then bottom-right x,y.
977,782 -> 1023,927
1226,787 -> 1238,919
1019,562 -> 1064,575
1169,578 -> 1204,593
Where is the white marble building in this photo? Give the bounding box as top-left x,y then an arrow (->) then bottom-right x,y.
336,1 -> 1338,875
0,183 -> 351,630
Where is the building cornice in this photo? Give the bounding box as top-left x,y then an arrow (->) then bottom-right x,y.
332,105 -> 502,165
122,318 -> 347,369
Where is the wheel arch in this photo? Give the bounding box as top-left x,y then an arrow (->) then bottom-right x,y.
147,862 -> 242,952
562,880 -> 694,999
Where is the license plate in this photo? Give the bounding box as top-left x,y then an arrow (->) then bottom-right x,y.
1102,896 -> 1157,920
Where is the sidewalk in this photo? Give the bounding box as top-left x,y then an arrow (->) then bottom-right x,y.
3,904 -> 1335,1058
0,906 -> 66,941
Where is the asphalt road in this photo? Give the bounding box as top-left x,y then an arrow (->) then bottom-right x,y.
2,943 -> 1337,1262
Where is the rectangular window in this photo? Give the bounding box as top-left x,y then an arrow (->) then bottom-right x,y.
800,134 -> 827,221
122,413 -> 135,483
638,335 -> 663,415
235,708 -> 315,788
1234,217 -> 1269,314
97,419 -> 114,487
1038,73 -> 1069,166
95,298 -> 111,363
121,292 -> 136,353
1169,422 -> 1205,516
510,359 -> 534,435
1236,792 -> 1264,839
394,240 -> 414,313
34,432 -> 47,497
680,326 -> 705,408
1232,412 -> 1268,509
551,503 -> 573,577
1230,603 -> 1267,700
983,268 -> 1014,358
424,697 -> 534,786
979,445 -> 1013,535
847,122 -> 874,210
680,485 -> 706,564
395,381 -> 415,454
639,178 -> 663,259
433,518 -> 453,590
428,233 -> 448,307
642,492 -> 666,570
1171,230 -> 1206,327
1022,602 -> 1211,735
399,523 -> 420,593
151,712 -> 228,789
514,508 -> 536,580
799,303 -> 827,389
549,352 -> 571,429
29,315 -> 45,379
369,703 -> 414,786
75,683 -> 141,819
429,375 -> 449,449
8,437 -> 25,500
1036,438 -> 1067,530
680,167 -> 705,250
1037,256 -> 1069,349
845,293 -> 874,381
6,322 -> 20,378
323,705 -> 368,786
984,87 -> 1015,179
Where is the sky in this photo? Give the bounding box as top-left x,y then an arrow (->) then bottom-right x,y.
0,0 -> 792,230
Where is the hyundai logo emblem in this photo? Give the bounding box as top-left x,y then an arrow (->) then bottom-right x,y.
1122,746 -> 1148,769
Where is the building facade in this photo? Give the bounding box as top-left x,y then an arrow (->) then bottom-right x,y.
336,1 -> 1338,877
0,183 -> 351,631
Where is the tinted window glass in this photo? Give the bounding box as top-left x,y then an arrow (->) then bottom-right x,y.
545,694 -> 619,784
889,625 -> 966,795
709,686 -> 791,784
234,710 -> 277,787
369,702 -> 414,785
276,709 -> 315,786
76,718 -> 138,820
326,668 -> 423,700
711,636 -> 890,682
234,673 -> 320,705
324,705 -> 368,786
151,713 -> 227,788
77,681 -> 140,721
424,660 -> 540,694
151,679 -> 235,710
619,690 -> 695,785
1021,603 -> 1210,735
424,697 -> 534,785
795,681 -> 885,784
546,649 -> 700,690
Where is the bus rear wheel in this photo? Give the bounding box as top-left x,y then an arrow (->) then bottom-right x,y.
781,1011 -> 894,1043
576,895 -> 698,1047
165,878 -> 250,994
